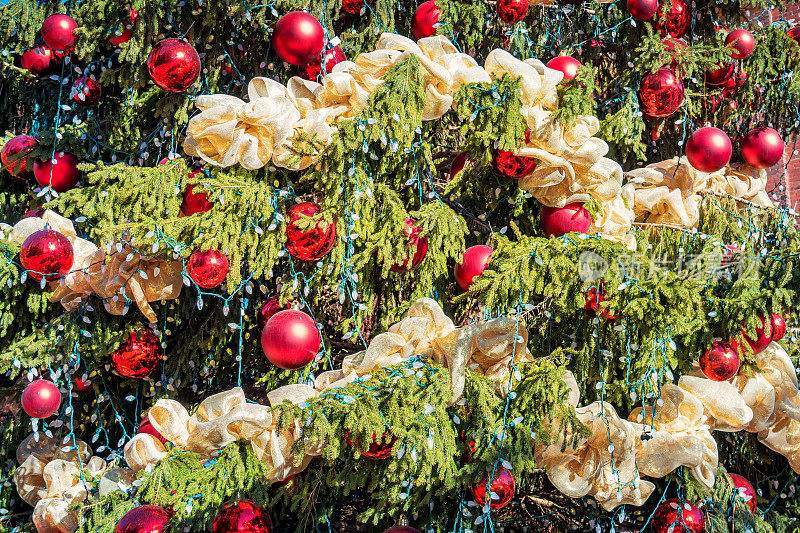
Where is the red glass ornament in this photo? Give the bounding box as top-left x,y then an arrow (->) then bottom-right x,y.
685,127 -> 732,173
454,245 -> 493,292
111,329 -> 163,379
412,1 -> 442,40
181,184 -> 213,216
41,14 -> 78,57
546,55 -> 581,81
584,284 -> 616,320
21,379 -> 61,419
627,0 -> 658,20
137,415 -> 167,444
725,29 -> 755,60
260,309 -> 320,370
285,202 -> 336,261
699,341 -> 740,381
449,152 -> 469,177
788,26 -> 800,46
654,0 -> 691,38
20,229 -> 73,282
213,500 -> 272,533
651,499 -> 705,533
384,527 -> 422,533
471,468 -> 516,510
109,9 -> 138,46
272,11 -> 324,66
742,315 -> 772,355
33,152 -> 80,193
729,473 -> 757,513
741,127 -> 784,169
70,77 -> 101,106
770,313 -> 786,342
662,38 -> 686,71
2,135 -> 37,176
494,147 -> 537,179
115,505 -> 172,533
187,249 -> 229,289
704,63 -> 735,86
497,0 -> 529,23
345,432 -> 396,459
21,42 -> 58,75
723,70 -> 747,93
638,68 -> 684,118
72,375 -> 92,392
147,38 -> 201,93
258,297 -> 292,329
540,202 -> 592,237
299,46 -> 346,81
341,0 -> 374,14
390,218 -> 428,273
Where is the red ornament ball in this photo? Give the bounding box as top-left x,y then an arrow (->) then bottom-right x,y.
493,148 -> 537,179
341,0 -> 374,14
546,55 -> 582,81
257,297 -> 292,329
33,152 -> 80,193
137,415 -> 167,444
741,127 -> 784,169
109,9 -> 138,46
285,202 -> 336,261
699,341 -> 740,381
638,68 -> 684,118
300,46 -> 346,81
540,202 -> 592,237
584,284 -> 616,320
272,11 -> 324,66
497,0 -> 529,24
21,42 -> 58,75
111,329 -> 163,379
114,505 -> 172,533
181,184 -> 213,216
725,29 -> 755,60
41,14 -> 78,57
384,527 -> 422,533
454,245 -> 493,292
471,468 -> 516,510
20,229 -> 73,282
627,0 -> 658,20
770,313 -> 786,342
654,0 -> 691,38
261,309 -> 320,370
449,152 -> 469,177
71,77 -> 101,106
729,473 -> 757,513
412,1 -> 442,40
213,500 -> 273,533
147,38 -> 201,92
788,26 -> 800,46
187,249 -> 229,289
345,432 -> 397,459
704,62 -> 735,86
390,218 -> 428,273
72,375 -> 92,392
2,135 -> 37,176
651,499 -> 705,533
21,379 -> 61,419
685,127 -> 732,173
662,37 -> 687,71
742,315 -> 772,355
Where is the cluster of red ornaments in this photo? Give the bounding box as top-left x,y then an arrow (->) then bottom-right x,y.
2,135 -> 81,191
19,14 -> 77,76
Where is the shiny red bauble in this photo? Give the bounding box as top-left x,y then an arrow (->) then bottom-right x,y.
341,0 -> 374,14
449,152 -> 469,177
384,527 -> 422,533
390,218 -> 428,273
638,68 -> 684,118
741,127 -> 784,169
272,11 -> 324,66
789,27 -> 800,46
685,127 -> 732,173
540,202 -> 592,237
494,146 -> 537,179
257,297 -> 292,329
497,0 -> 529,24
654,0 -> 691,38
41,14 -> 78,57
345,432 -> 396,459
109,9 -> 138,46
71,77 -> 101,106
20,42 -> 58,75
662,38 -> 687,70
704,63 -> 735,86
725,29 -> 755,60
33,152 -> 80,193
137,415 -> 167,444
2,135 -> 37,176
111,329 -> 163,379
651,499 -> 705,533
114,505 -> 172,533
454,245 -> 493,292
699,341 -> 740,381
729,473 -> 757,513
187,249 -> 230,289
285,202 -> 336,261
412,1 -> 442,40
299,46 -> 346,81
471,468 -> 516,510
770,313 -> 786,342
627,0 -> 658,20
261,309 -> 320,370
181,184 -> 213,216
742,315 -> 772,355
546,55 -> 581,81
147,38 -> 201,92
21,379 -> 61,419
20,229 -> 74,282
213,500 -> 273,533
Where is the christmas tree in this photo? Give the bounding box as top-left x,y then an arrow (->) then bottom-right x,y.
1,0 -> 800,532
